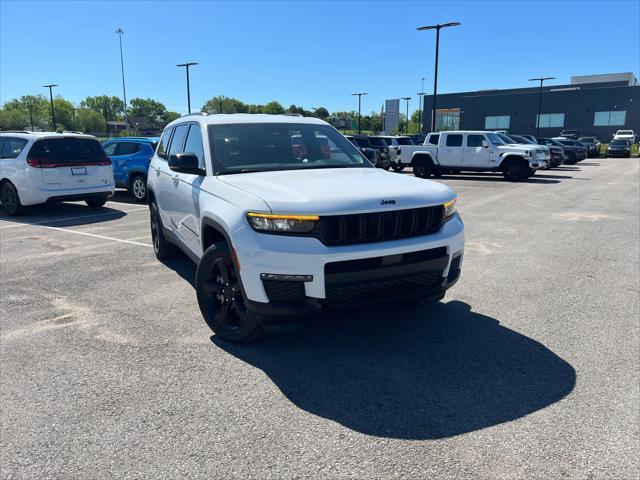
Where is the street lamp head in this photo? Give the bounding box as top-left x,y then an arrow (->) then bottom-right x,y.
351,92 -> 368,96
43,84 -> 58,88
529,77 -> 556,81
116,27 -> 124,34
417,21 -> 461,30
177,62 -> 199,67
402,97 -> 412,100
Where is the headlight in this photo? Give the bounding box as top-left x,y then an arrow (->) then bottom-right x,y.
444,197 -> 457,220
247,212 -> 318,233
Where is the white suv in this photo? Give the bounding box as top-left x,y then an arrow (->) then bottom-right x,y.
147,114 -> 465,342
0,131 -> 115,216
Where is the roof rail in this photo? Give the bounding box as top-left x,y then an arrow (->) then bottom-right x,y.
180,112 -> 208,118
285,113 -> 303,117
0,130 -> 32,133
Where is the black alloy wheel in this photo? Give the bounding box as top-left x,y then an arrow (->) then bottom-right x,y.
196,243 -> 262,342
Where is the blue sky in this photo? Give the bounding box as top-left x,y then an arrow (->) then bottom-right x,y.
1,0 -> 639,115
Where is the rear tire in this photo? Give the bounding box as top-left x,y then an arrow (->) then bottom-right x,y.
150,201 -> 178,260
565,152 -> 577,165
0,182 -> 24,216
390,163 -> 405,172
413,156 -> 433,179
129,174 -> 147,202
196,242 -> 264,342
85,197 -> 107,208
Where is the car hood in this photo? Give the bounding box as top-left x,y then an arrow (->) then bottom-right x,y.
218,167 -> 455,215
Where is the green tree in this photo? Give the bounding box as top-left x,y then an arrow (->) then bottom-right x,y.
0,109 -> 29,130
128,98 -> 170,129
163,111 -> 180,124
262,101 -> 285,115
80,95 -> 124,121
76,109 -> 106,134
202,96 -> 248,114
52,97 -> 75,130
315,107 -> 329,119
2,94 -> 50,130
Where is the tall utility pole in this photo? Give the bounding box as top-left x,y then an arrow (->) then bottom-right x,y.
43,84 -> 58,130
351,92 -> 368,134
177,62 -> 199,114
116,28 -> 128,126
417,22 -> 461,132
417,77 -> 426,134
401,97 -> 411,134
529,77 -> 556,138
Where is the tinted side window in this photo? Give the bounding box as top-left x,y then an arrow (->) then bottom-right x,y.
183,125 -> 205,169
28,138 -> 105,164
445,134 -> 463,147
428,134 -> 439,145
466,134 -> 484,147
103,142 -> 117,156
157,127 -> 174,160
168,125 -> 189,158
114,142 -> 140,155
1,137 -> 28,159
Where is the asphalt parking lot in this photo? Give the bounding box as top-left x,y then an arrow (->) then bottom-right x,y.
1,159 -> 638,479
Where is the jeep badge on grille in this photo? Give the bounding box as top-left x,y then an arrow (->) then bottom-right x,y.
380,199 -> 397,205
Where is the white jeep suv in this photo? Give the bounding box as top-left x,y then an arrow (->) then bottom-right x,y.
0,131 -> 115,216
147,114 -> 465,342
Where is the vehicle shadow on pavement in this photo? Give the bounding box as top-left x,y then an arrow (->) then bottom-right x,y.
213,300 -> 576,440
0,203 -> 126,227
107,190 -> 144,205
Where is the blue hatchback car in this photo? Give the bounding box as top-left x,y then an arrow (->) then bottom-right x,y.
102,137 -> 159,202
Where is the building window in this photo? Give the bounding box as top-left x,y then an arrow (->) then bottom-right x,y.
536,113 -> 565,128
435,108 -> 460,131
593,111 -> 626,126
484,115 -> 510,130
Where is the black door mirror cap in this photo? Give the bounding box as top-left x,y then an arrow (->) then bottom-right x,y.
168,152 -> 205,175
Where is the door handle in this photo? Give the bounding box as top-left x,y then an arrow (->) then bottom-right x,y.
172,174 -> 180,185
155,168 -> 160,177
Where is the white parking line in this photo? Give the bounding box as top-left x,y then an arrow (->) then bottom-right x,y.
0,207 -> 148,230
38,225 -> 153,247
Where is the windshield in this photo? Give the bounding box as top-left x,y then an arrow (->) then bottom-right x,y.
557,139 -> 576,146
486,133 -> 505,146
578,137 -> 594,143
511,135 -> 534,144
497,133 -> 516,144
367,137 -> 388,147
208,123 -> 371,175
617,130 -> 633,135
396,137 -> 415,145
380,138 -> 393,146
611,140 -> 628,146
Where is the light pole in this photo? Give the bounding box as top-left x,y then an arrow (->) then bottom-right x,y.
177,62 -> 199,114
417,76 -> 426,134
417,22 -> 461,132
43,84 -> 58,130
26,103 -> 34,131
529,76 -> 556,138
401,97 -> 411,134
351,92 -> 368,134
116,28 -> 128,126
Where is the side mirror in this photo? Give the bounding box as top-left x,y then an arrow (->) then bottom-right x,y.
482,140 -> 489,148
168,152 -> 204,175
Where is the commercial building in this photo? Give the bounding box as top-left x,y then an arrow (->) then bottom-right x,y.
421,72 -> 639,140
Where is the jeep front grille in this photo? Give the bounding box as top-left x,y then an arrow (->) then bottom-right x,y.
313,206 -> 444,246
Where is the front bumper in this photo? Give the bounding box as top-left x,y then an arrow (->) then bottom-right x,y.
233,214 -> 465,308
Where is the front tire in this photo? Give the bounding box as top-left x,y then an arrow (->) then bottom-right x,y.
129,174 -> 147,202
390,163 -> 405,172
196,242 -> 263,342
0,182 -> 24,216
565,152 -> 577,165
502,159 -> 530,181
150,201 -> 178,260
85,197 -> 107,208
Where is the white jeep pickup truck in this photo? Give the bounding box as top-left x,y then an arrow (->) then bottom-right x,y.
147,114 -> 464,342
394,131 -> 549,181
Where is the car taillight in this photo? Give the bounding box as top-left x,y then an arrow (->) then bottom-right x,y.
26,158 -> 55,168
96,156 -> 112,166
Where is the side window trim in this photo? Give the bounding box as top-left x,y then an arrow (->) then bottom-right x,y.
158,127 -> 175,161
